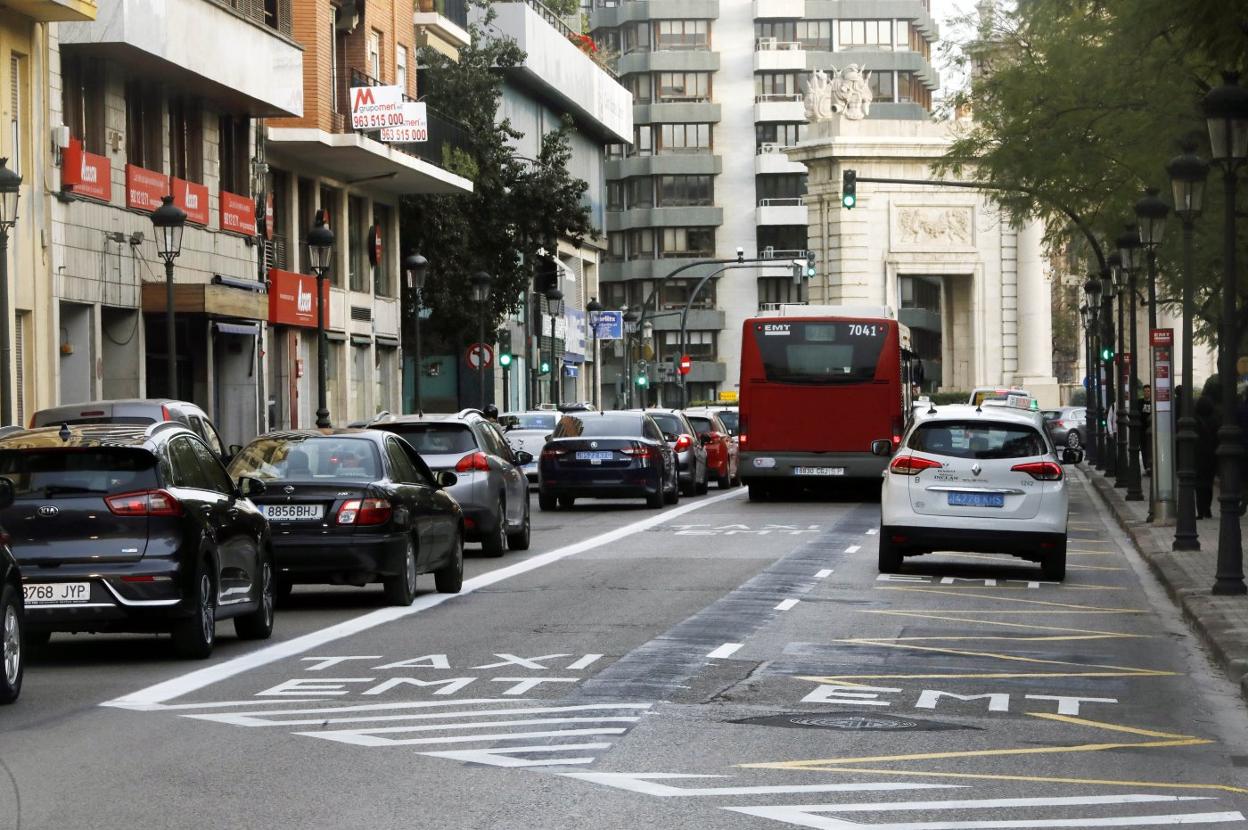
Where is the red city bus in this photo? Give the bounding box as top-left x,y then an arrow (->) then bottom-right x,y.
738,306 -> 914,499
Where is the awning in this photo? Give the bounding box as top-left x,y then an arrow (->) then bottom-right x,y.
376,336 -> 400,347
214,322 -> 261,337
266,128 -> 473,196
141,283 -> 267,320
350,334 -> 372,346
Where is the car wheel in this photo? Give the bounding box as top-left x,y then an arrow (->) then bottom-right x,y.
679,476 -> 695,497
1066,431 -> 1082,449
717,463 -> 732,489
172,561 -> 216,660
383,536 -> 419,605
1041,539 -> 1067,582
538,489 -> 557,511
234,552 -> 275,641
434,530 -> 464,594
0,583 -> 23,704
481,500 -> 507,558
507,499 -> 531,551
664,475 -> 679,504
878,534 -> 903,573
558,495 -> 576,510
731,464 -> 742,487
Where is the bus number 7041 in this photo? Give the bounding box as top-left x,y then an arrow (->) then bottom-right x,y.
848,324 -> 879,337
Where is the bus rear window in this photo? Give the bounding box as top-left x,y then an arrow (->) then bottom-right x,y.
751,321 -> 887,383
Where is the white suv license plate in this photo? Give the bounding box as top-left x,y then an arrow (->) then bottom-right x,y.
263,504 -> 324,521
948,492 -> 1005,508
794,466 -> 845,476
24,582 -> 91,605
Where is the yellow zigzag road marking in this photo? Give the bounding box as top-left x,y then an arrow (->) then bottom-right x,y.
743,737 -> 1209,767
866,610 -> 1145,636
815,639 -> 1173,677
876,587 -> 1139,611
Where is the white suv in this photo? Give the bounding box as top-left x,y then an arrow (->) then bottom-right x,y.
875,404 -> 1081,580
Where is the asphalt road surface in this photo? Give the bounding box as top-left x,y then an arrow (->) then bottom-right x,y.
1,472 -> 1246,829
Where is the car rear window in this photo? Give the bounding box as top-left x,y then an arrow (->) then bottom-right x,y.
40,416 -> 156,426
647,413 -> 686,435
500,413 -> 556,430
375,424 -> 477,454
554,414 -> 642,438
752,321 -> 887,384
687,416 -> 714,433
0,448 -> 159,497
716,411 -> 739,434
909,420 -> 1047,460
228,436 -> 382,481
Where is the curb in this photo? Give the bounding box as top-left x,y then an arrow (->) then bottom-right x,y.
1080,467 -> 1248,706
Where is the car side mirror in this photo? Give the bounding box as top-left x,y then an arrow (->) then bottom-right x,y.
239,476 -> 266,498
0,478 -> 13,510
436,471 -> 458,489
1062,447 -> 1084,465
544,434 -> 553,443
515,450 -> 534,465
870,439 -> 894,457
663,432 -> 679,443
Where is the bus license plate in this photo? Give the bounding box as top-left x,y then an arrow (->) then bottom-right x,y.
24,582 -> 91,605
794,467 -> 844,476
947,492 -> 1005,508
263,504 -> 324,521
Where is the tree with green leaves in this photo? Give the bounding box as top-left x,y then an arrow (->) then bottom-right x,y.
938,0 -> 1247,343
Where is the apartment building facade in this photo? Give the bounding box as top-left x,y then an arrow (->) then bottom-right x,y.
589,0 -> 940,405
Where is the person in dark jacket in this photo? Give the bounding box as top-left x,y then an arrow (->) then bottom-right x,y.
1137,383 -> 1153,476
1195,391 -> 1219,519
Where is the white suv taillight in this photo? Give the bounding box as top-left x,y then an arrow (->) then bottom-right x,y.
1011,461 -> 1063,481
889,455 -> 943,475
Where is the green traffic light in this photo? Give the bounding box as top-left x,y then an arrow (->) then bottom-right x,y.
499,353 -> 513,368
635,375 -> 648,388
1100,348 -> 1114,361
841,194 -> 856,209
540,360 -> 551,374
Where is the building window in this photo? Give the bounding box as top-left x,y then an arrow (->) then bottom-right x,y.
368,30 -> 382,80
656,175 -> 712,207
659,279 -> 716,310
897,72 -> 931,109
622,22 -> 650,53
349,196 -> 370,293
658,123 -> 710,153
756,173 -> 806,202
869,71 -> 895,103
838,19 -> 895,50
218,114 -> 250,194
757,225 -> 807,255
655,20 -> 709,51
376,346 -> 397,413
663,330 -> 715,358
660,228 -> 714,258
602,282 -> 627,309
755,122 -> 805,150
754,21 -> 795,44
125,80 -> 163,171
627,177 -> 654,208
755,72 -> 802,99
319,184 -> 342,286
656,72 -> 710,102
758,277 -> 807,308
632,124 -> 653,156
374,202 -> 393,297
62,54 -> 106,155
796,20 -> 832,50
351,344 -> 371,422
168,98 -> 203,182
625,74 -> 652,102
607,182 -> 625,211
628,229 -> 655,259
396,45 -> 408,94
607,232 -> 626,261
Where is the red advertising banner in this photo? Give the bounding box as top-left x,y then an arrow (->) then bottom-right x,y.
172,177 -> 209,225
125,164 -> 168,212
220,190 -> 256,236
1150,328 -> 1174,347
61,137 -> 110,202
268,269 -> 328,329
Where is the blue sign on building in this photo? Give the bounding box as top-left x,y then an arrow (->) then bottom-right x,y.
592,310 -> 623,340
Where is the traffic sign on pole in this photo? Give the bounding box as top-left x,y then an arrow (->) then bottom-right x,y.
466,342 -> 494,371
678,354 -> 692,376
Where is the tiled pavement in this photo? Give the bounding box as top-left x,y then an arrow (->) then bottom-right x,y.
1083,466 -> 1248,705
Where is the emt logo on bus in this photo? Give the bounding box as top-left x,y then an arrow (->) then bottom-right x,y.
760,323 -> 791,336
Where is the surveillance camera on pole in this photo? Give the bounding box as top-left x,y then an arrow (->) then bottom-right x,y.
736,246 -> 744,264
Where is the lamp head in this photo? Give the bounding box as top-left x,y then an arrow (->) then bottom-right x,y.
151,194 -> 187,261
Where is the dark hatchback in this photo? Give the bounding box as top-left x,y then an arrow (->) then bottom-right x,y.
227,429 -> 464,605
538,412 -> 678,510
1,495 -> 22,703
0,424 -> 273,659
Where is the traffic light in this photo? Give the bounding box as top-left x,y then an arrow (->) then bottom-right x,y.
842,169 -> 857,209
539,353 -> 551,375
497,329 -> 512,368
635,372 -> 649,388
1100,346 -> 1115,362
804,250 -> 817,279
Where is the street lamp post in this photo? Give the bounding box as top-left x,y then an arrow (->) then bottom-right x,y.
1202,71 -> 1248,595
1118,225 -> 1145,501
1084,277 -> 1104,469
623,306 -> 639,408
1080,303 -> 1092,424
306,219 -> 335,429
0,160 -> 19,425
1136,187 -> 1172,520
1100,272 -> 1118,479
471,271 -> 493,411
641,319 -> 654,408
546,287 -> 564,408
586,297 -> 603,409
151,194 -> 187,400
404,253 -> 428,414
1166,140 -> 1209,551
1109,252 -> 1128,487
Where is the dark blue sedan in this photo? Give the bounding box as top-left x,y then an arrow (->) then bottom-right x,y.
538,412 -> 679,510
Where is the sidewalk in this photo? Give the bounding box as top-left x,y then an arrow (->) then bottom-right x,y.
1082,466 -> 1248,705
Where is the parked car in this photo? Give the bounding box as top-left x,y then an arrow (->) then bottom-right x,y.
0,485 -> 23,704
228,429 -> 463,604
684,408 -> 739,488
31,399 -> 229,459
0,423 -> 273,658
371,411 -> 531,556
499,411 -> 561,486
1043,406 -> 1087,449
874,404 -> 1081,581
538,411 -> 678,510
632,408 -> 709,496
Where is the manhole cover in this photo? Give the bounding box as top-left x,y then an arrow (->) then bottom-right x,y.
730,711 -> 974,732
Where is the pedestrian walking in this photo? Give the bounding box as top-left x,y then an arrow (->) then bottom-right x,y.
1195,388 -> 1219,519
1137,383 -> 1153,476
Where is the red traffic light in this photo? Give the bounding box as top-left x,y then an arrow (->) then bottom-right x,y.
678,354 -> 692,375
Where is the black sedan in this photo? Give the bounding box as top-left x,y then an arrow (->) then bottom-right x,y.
538,412 -> 679,510
1,480 -> 22,703
228,429 -> 463,605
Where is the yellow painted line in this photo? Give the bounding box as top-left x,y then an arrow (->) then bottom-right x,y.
868,610 -> 1143,636
819,639 -> 1171,677
1026,712 -> 1196,740
797,670 -> 1173,682
845,635 -> 1139,643
875,584 -> 1125,592
738,765 -> 1248,796
869,609 -> 1142,615
877,587 -> 1140,612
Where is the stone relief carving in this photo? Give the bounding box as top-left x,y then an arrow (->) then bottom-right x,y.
803,65 -> 873,122
897,207 -> 974,247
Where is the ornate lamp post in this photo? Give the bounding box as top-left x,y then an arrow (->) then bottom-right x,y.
403,253 -> 428,414
1099,269 -> 1118,479
306,219 -> 335,429
1202,71 -> 1248,595
1080,302 -> 1092,420
151,194 -> 187,400
1136,187 -> 1171,519
546,286 -> 564,407
586,297 -> 603,409
1166,140 -> 1209,551
623,305 -> 639,408
470,271 -> 493,410
0,159 -> 19,424
1117,225 -> 1145,501
1083,277 -> 1103,469
1108,252 -> 1128,488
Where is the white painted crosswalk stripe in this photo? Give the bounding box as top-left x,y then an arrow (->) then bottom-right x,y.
708,643 -> 743,659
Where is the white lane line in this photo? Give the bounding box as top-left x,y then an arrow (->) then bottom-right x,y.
815,569 -> 834,579
103,488 -> 748,709
845,545 -> 862,553
744,795 -> 1213,813
774,598 -> 800,611
301,726 -> 629,747
707,642 -> 743,659
189,701 -> 650,728
725,807 -> 1242,830
560,772 -> 961,797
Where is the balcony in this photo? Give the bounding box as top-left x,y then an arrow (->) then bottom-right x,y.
605,205 -> 723,232
753,39 -> 806,72
757,197 -> 808,226
5,0 -> 95,21
754,95 -> 805,123
607,152 -> 721,180
753,0 -> 804,18
415,0 -> 471,56
60,0 -> 301,117
755,144 -> 806,175
617,49 -> 718,76
591,0 -> 720,28
483,1 -> 632,143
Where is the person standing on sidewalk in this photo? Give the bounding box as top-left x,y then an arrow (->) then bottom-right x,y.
1136,383 -> 1153,477
1195,384 -> 1219,519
